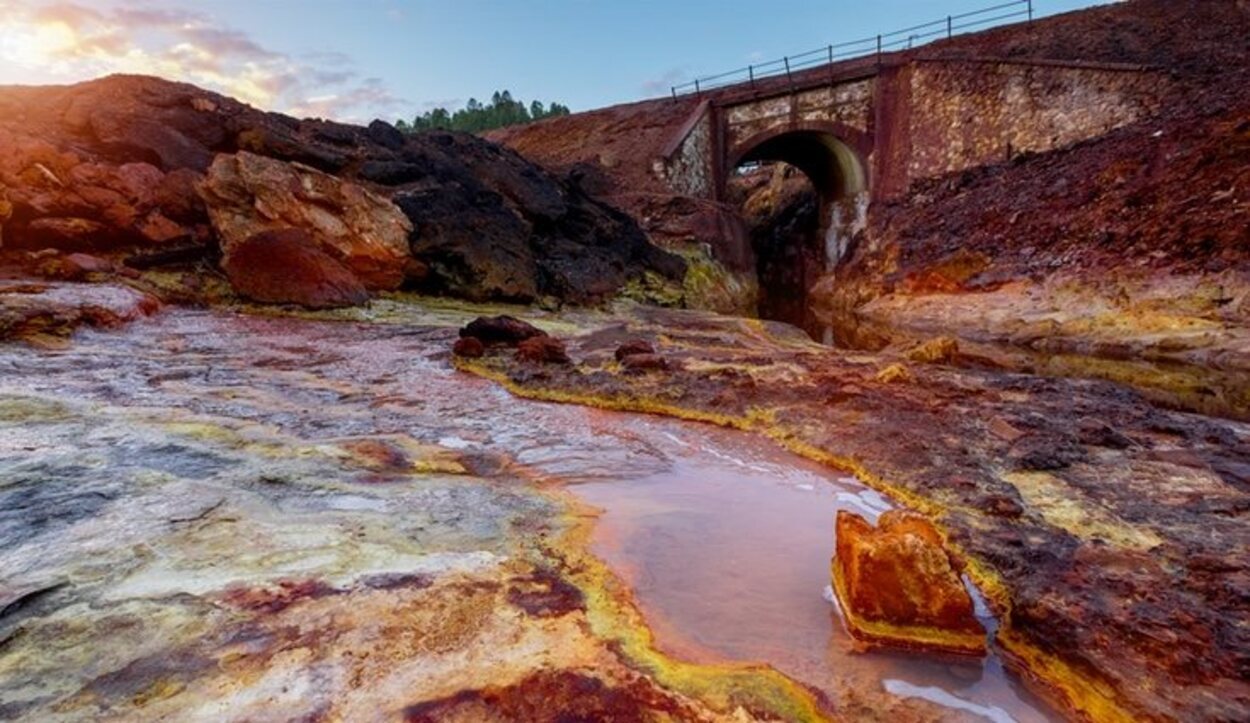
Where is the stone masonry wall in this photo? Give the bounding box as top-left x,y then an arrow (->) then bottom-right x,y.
902,60 -> 1166,183
661,106 -> 716,199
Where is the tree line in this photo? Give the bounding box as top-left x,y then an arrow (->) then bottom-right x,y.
396,90 -> 571,134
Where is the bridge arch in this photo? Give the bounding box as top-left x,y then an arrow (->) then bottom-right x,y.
725,121 -> 870,203
723,121 -> 871,342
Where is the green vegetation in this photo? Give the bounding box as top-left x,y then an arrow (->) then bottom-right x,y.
397,90 -> 570,134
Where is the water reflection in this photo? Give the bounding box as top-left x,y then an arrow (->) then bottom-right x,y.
572,419 -> 1055,722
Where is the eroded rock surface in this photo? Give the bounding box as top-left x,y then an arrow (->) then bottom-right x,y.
199,152 -> 412,290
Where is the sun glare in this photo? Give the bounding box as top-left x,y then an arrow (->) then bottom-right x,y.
2,21 -> 78,66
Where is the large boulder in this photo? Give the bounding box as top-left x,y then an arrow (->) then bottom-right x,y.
198,152 -> 413,290
221,228 -> 369,309
832,509 -> 985,656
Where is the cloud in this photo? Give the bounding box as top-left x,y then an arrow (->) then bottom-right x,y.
640,67 -> 690,97
0,1 -> 409,123
288,78 -> 406,120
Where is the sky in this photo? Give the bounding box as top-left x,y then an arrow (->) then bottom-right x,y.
0,0 -> 1113,123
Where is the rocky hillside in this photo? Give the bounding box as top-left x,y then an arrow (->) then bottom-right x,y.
809,0 -> 1250,420
0,75 -> 684,310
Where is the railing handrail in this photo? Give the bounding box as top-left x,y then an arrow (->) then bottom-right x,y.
670,0 -> 1033,99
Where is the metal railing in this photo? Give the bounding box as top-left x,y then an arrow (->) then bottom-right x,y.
670,0 -> 1033,98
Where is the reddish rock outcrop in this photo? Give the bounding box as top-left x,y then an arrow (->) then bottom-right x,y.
198,152 -> 412,291
833,510 -> 985,656
221,229 -> 369,309
452,336 -> 486,358
0,129 -> 203,253
0,74 -> 683,307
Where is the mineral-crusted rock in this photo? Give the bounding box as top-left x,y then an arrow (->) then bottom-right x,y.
0,281 -> 160,342
515,336 -> 571,365
832,510 -> 985,655
874,363 -> 913,384
198,152 -> 412,290
221,229 -> 369,309
905,337 -> 959,364
460,315 -> 547,346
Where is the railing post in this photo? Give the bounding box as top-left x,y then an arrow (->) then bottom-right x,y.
1028,0 -> 1033,22
748,64 -> 755,91
694,78 -> 701,97
828,45 -> 835,85
671,86 -> 678,101
947,15 -> 953,38
784,56 -> 794,90
876,34 -> 882,67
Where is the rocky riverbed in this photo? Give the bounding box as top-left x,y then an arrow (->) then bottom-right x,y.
456,303 -> 1250,722
0,295 -> 1083,722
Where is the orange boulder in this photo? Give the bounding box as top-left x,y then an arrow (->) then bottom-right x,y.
832,509 -> 985,655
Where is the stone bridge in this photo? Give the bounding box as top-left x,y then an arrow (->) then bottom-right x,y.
657,54 -> 1167,246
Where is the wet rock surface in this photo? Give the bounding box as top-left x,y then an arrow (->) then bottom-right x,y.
459,304 -> 1250,722
0,308 -> 846,722
0,281 -> 160,344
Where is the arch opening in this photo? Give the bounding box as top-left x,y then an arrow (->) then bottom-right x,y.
726,130 -> 868,342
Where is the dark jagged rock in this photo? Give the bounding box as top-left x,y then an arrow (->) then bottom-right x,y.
221,229 -> 369,309
460,316 -> 546,346
391,131 -> 686,305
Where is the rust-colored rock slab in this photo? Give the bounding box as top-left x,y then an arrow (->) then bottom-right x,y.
833,509 -> 985,656
221,228 -> 369,309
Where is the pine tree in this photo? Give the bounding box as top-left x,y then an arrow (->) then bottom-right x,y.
398,91 -> 572,135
